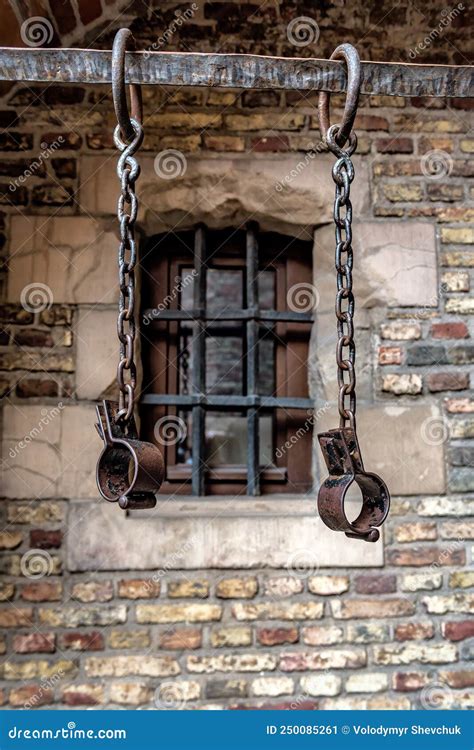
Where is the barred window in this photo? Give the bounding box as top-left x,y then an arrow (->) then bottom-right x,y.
140,224 -> 314,496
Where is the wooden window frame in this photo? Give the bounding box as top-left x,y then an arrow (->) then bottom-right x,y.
140,224 -> 314,497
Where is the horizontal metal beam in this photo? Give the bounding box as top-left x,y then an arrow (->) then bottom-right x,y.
0,47 -> 472,97
143,308 -> 313,323
141,394 -> 313,410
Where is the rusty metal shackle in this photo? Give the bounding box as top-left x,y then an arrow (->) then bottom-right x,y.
96,400 -> 164,510
318,43 -> 361,148
318,427 -> 390,543
112,28 -> 143,142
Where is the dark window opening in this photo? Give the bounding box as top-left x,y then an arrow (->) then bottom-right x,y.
140,224 -> 314,496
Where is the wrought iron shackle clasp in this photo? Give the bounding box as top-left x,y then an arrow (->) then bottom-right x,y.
317,428 -> 390,542
96,400 -> 164,510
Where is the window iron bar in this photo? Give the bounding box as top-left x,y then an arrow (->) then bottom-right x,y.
0,47 -> 472,97
142,394 -> 313,410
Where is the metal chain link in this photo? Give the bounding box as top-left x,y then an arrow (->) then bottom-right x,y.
326,123 -> 358,432
113,117 -> 143,424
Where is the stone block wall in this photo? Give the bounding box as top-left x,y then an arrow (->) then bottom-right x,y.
0,0 -> 472,710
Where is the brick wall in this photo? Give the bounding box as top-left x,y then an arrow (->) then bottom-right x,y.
0,0 -> 473,709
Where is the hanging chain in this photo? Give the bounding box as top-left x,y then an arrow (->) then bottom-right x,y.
326,123 -> 358,432
113,118 -> 143,424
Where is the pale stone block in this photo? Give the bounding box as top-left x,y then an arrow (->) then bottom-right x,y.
2,404 -> 99,500
317,403 -> 445,496
67,497 -> 383,571
2,404 -> 63,499
313,220 -> 437,309
7,216 -> 118,305
75,307 -> 117,399
57,405 -> 100,499
79,154 -> 369,238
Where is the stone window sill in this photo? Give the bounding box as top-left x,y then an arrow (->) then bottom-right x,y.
67,495 -> 384,571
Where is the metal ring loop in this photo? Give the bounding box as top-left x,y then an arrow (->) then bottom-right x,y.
318,43 -> 361,148
112,29 -> 143,143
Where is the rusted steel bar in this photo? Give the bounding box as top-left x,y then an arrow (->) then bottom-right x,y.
0,47 -> 472,97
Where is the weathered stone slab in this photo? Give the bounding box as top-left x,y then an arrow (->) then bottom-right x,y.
79,154 -> 369,237
67,498 -> 383,571
75,307 -> 117,399
7,217 -> 118,305
313,221 -> 437,310
2,404 -> 98,499
316,403 -> 446,496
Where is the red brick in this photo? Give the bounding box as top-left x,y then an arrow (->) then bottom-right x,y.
440,670 -> 474,688
78,0 -> 102,25
387,547 -> 465,567
393,672 -> 429,692
251,136 -> 290,152
13,632 -> 55,653
355,576 -> 397,595
379,346 -> 402,365
20,581 -> 62,602
62,688 -> 101,706
230,700 -> 318,710
9,685 -> 53,707
0,609 -> 33,627
427,372 -> 469,392
159,628 -> 202,650
355,114 -> 389,131
257,627 -> 298,646
51,0 -> 76,34
395,622 -> 434,641
376,138 -> 413,153
60,632 -> 104,651
17,379 -> 59,398
30,529 -> 62,549
13,329 -> 54,347
442,620 -> 474,641
432,322 -> 469,339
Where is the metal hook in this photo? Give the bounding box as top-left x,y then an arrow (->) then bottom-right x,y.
318,43 -> 361,148
112,28 -> 143,143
